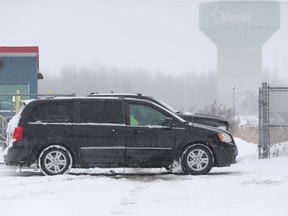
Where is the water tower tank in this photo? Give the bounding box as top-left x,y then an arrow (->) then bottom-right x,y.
199,1 -> 280,110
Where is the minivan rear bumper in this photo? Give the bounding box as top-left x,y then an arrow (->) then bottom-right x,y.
3,142 -> 33,166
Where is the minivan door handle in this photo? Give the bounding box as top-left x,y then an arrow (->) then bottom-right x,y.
112,129 -> 119,134
132,130 -> 140,134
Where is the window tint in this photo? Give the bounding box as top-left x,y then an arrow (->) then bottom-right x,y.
30,102 -> 73,123
129,103 -> 168,126
80,100 -> 123,124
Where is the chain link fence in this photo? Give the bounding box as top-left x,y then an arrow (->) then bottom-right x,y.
0,92 -> 76,163
259,82 -> 288,158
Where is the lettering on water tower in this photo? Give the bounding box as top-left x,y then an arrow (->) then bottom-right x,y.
211,6 -> 251,24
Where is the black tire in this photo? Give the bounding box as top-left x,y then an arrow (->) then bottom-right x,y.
181,144 -> 214,175
38,145 -> 73,176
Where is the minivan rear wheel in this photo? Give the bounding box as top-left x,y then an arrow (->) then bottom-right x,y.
181,144 -> 214,175
38,145 -> 73,176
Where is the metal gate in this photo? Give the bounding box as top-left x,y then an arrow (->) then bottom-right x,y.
259,82 -> 288,158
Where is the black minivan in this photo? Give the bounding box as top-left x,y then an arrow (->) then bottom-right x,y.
3,96 -> 237,175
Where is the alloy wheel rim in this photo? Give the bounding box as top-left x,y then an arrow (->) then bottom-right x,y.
44,151 -> 67,174
187,149 -> 209,171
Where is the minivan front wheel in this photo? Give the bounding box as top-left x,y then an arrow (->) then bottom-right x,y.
181,144 -> 214,175
38,145 -> 73,176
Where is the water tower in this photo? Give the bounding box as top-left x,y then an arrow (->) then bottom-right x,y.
199,1 -> 280,111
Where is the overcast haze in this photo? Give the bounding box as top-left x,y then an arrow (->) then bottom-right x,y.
1,0 -> 287,78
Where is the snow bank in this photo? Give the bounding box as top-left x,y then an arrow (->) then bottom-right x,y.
0,148 -> 4,163
238,115 -> 258,127
234,137 -> 258,159
2,113 -> 21,156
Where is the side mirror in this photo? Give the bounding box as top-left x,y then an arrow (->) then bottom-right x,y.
162,117 -> 174,129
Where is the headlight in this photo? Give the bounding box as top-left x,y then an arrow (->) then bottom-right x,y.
218,133 -> 232,143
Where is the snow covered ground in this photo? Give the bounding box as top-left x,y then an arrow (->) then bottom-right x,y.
0,147 -> 3,163
1,138 -> 288,216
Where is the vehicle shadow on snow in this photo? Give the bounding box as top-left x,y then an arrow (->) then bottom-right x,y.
206,171 -> 243,176
0,168 -> 242,179
0,164 -> 242,178
0,170 -> 43,177
95,171 -> 243,181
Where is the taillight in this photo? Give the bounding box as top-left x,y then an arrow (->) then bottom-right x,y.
13,127 -> 24,141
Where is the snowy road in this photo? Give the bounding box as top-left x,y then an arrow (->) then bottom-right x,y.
1,138 -> 288,216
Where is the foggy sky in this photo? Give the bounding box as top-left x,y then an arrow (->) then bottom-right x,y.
1,0 -> 288,77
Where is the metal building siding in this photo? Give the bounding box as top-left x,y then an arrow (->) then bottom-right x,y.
0,56 -> 38,94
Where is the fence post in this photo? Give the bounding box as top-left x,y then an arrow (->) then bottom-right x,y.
15,90 -> 21,113
259,85 -> 263,158
262,82 -> 270,158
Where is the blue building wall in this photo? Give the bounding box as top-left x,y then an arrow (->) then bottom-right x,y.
0,56 -> 38,94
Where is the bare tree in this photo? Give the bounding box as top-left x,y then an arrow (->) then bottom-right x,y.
197,101 -> 240,132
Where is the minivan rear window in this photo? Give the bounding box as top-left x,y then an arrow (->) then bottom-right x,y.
30,102 -> 73,123
80,100 -> 123,124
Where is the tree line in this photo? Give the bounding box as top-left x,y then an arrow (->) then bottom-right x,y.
39,65 -> 217,113
39,65 -> 284,115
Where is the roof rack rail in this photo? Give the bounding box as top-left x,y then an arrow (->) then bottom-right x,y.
0,92 -> 76,97
89,92 -> 143,97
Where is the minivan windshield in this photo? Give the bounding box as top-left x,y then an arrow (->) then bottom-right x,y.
156,99 -> 178,113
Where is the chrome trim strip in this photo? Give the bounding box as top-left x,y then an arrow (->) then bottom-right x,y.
81,147 -> 172,150
28,122 -> 184,129
81,146 -> 126,150
127,125 -> 185,130
28,122 -> 73,125
28,122 -> 126,126
127,147 -> 172,150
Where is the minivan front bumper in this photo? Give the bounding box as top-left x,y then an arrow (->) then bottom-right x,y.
212,143 -> 238,167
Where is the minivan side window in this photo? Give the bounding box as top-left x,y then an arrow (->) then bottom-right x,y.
80,100 -> 123,124
129,103 -> 168,126
30,102 -> 73,123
